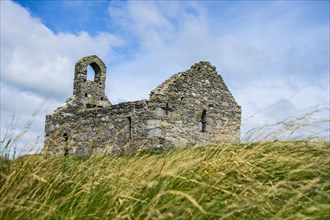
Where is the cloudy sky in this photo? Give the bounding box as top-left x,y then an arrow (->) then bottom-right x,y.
1,0 -> 329,154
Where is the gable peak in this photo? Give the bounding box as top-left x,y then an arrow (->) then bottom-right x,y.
190,61 -> 216,72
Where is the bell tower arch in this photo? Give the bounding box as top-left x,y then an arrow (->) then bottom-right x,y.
73,55 -> 111,108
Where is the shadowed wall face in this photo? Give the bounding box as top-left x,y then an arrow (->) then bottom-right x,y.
44,56 -> 241,156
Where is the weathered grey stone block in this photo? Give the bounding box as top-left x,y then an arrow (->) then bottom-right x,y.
148,128 -> 162,137
146,119 -> 162,129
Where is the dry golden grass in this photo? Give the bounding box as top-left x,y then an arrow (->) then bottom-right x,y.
0,141 -> 329,219
1,103 -> 329,219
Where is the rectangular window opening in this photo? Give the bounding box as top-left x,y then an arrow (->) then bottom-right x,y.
201,110 -> 207,132
127,117 -> 132,140
165,103 -> 169,115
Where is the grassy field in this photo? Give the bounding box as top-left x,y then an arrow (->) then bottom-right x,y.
0,141 -> 329,219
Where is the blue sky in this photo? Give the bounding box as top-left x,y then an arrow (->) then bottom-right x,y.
15,1 -> 112,35
1,0 -> 329,155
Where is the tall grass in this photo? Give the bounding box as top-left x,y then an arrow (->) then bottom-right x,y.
0,141 -> 329,219
0,103 -> 329,219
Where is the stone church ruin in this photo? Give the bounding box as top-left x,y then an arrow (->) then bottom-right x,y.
44,55 -> 241,156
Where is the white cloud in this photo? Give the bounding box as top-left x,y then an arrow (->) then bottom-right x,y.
0,1 -> 122,155
1,1 -> 122,100
106,1 -> 329,140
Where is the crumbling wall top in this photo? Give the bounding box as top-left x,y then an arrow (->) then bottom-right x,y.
53,55 -> 111,113
149,61 -> 238,106
73,55 -> 107,96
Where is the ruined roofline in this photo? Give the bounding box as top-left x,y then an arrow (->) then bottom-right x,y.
52,58 -> 239,115
149,60 -> 241,108
150,61 -> 217,96
86,61 -> 220,108
90,99 -> 149,112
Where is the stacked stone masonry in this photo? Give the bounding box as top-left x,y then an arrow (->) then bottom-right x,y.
44,55 -> 241,156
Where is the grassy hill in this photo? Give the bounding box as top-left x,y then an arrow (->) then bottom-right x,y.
0,141 -> 329,219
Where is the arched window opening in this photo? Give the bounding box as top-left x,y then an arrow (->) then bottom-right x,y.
86,62 -> 101,82
87,65 -> 95,81
201,110 -> 207,132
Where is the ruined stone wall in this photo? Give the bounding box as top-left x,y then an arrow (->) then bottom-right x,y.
44,101 -> 151,156
148,61 -> 241,148
44,56 -> 241,156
